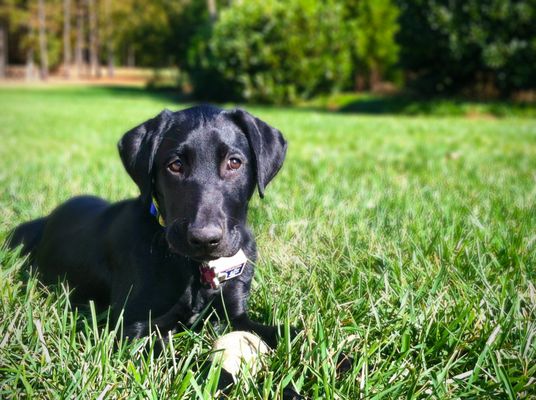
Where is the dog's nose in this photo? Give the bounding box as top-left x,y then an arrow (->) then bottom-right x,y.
187,225 -> 223,249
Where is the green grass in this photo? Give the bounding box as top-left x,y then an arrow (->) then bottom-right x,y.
1,86 -> 536,399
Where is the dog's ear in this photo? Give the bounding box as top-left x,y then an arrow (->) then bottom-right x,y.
227,109 -> 287,198
118,109 -> 173,201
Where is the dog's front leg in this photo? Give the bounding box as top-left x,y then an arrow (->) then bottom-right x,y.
122,300 -> 190,339
230,313 -> 281,348
221,280 -> 296,348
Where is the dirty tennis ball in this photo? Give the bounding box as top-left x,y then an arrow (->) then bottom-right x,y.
212,331 -> 270,380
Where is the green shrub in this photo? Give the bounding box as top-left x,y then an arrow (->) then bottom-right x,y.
397,0 -> 536,96
187,0 -> 353,104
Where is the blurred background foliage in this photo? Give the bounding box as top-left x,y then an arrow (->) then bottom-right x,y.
1,0 -> 535,103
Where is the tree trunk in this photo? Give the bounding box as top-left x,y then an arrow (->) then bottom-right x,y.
105,0 -> 113,77
87,0 -> 100,78
369,62 -> 381,91
75,0 -> 84,77
207,0 -> 217,23
0,23 -> 6,79
25,12 -> 36,81
37,0 -> 49,80
106,39 -> 114,77
354,73 -> 366,91
26,45 -> 35,81
63,0 -> 71,77
127,45 -> 135,67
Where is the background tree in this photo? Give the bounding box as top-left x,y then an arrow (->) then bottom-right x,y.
0,23 -> 6,79
25,5 -> 37,80
75,0 -> 84,77
0,0 -> 34,79
63,0 -> 71,77
207,0 -> 217,23
397,0 -> 536,96
87,0 -> 98,77
345,0 -> 400,90
37,0 -> 49,79
359,0 -> 399,89
103,0 -> 113,77
0,4 -> 7,79
1,0 -> 534,101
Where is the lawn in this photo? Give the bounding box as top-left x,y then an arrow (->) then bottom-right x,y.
0,86 -> 535,399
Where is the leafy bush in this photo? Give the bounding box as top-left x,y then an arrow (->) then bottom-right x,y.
187,0 -> 353,104
345,0 -> 401,89
397,0 -> 536,96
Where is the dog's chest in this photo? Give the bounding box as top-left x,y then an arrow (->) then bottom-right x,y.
184,285 -> 220,326
149,255 -> 233,328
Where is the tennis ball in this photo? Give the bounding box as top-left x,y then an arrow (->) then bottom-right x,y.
212,331 -> 270,380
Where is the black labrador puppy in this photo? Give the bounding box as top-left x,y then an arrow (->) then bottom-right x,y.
9,105 -> 288,347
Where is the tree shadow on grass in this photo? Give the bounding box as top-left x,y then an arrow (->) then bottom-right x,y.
337,95 -> 438,115
337,96 -> 496,116
93,85 -> 192,104
91,86 -> 536,118
89,85 -> 419,115
311,94 -> 536,118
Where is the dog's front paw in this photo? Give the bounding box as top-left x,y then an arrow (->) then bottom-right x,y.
336,352 -> 353,376
289,326 -> 301,341
123,321 -> 148,339
283,386 -> 306,400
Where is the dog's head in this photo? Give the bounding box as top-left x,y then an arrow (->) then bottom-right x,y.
118,105 -> 287,261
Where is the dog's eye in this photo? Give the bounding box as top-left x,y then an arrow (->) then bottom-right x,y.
168,159 -> 183,174
227,158 -> 242,171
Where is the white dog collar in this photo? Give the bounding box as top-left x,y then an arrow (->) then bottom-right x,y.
200,249 -> 248,289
